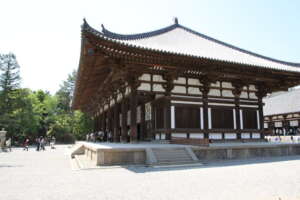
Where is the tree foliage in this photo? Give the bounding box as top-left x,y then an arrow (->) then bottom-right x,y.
0,53 -> 92,144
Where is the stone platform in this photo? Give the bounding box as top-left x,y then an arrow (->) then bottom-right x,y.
71,141 -> 300,168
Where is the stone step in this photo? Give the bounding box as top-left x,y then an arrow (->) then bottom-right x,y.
155,156 -> 192,160
157,160 -> 198,165
151,147 -> 195,165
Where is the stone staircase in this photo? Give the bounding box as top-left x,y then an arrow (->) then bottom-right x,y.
150,147 -> 199,166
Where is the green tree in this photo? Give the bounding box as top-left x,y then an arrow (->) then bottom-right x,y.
0,53 -> 21,113
56,70 -> 77,113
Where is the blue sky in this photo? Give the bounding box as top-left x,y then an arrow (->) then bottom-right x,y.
0,0 -> 299,93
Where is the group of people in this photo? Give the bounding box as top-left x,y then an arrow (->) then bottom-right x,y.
3,136 -> 56,152
35,136 -> 56,151
86,131 -> 105,142
86,129 -> 132,143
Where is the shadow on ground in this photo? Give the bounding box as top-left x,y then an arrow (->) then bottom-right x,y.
122,155 -> 300,173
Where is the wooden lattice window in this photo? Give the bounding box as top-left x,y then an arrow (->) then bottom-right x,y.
175,106 -> 200,128
243,109 -> 257,129
211,107 -> 234,129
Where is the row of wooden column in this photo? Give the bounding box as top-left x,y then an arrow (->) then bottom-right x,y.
93,91 -> 148,143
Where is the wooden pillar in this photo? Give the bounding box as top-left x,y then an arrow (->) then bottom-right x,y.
233,82 -> 243,140
200,81 -> 210,139
150,102 -> 155,140
140,102 -> 146,141
164,97 -> 171,140
130,89 -> 138,142
121,98 -> 128,143
258,97 -> 264,137
107,104 -> 112,141
256,85 -> 269,139
162,73 -> 174,140
113,102 -> 120,142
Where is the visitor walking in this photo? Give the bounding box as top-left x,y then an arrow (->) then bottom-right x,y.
50,136 -> 56,149
36,137 -> 40,151
40,137 -> 45,151
23,138 -> 29,151
5,138 -> 12,152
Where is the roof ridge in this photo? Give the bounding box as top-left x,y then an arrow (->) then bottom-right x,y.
101,23 -> 179,40
178,24 -> 300,67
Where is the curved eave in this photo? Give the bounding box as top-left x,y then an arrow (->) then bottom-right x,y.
82,20 -> 300,74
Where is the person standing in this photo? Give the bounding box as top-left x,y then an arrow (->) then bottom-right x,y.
50,136 -> 56,149
36,137 -> 40,151
5,138 -> 12,152
40,137 -> 45,151
23,138 -> 29,151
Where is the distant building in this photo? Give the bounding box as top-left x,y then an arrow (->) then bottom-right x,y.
73,18 -> 300,143
264,89 -> 300,135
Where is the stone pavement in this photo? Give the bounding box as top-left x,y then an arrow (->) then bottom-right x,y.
1,145 -> 300,200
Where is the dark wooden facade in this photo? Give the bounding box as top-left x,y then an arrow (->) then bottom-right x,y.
73,19 -> 300,143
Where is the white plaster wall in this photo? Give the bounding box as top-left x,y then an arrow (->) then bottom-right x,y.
172,133 -> 187,138
208,89 -> 221,96
171,101 -> 202,105
240,105 -> 259,108
188,78 -> 202,85
222,82 -> 233,88
240,91 -> 248,98
264,123 -> 268,128
153,84 -> 165,92
208,103 -> 235,106
249,92 -> 258,99
139,74 -> 151,81
208,108 -> 212,129
188,87 -> 201,95
190,133 -> 204,139
209,133 -> 222,139
155,134 -> 160,140
249,84 -> 257,91
211,81 -> 220,87
171,106 -> 175,128
233,109 -> 237,129
257,110 -> 260,129
225,133 -> 237,139
275,121 -> 283,127
153,75 -> 165,82
241,133 -> 250,139
290,120 -> 299,126
172,86 -> 186,94
222,90 -> 234,97
174,77 -> 186,84
200,107 -> 204,129
252,133 -> 261,139
240,110 -> 244,129
161,134 -> 166,140
138,83 -> 151,91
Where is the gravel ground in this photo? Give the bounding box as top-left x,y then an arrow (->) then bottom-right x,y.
1,145 -> 300,200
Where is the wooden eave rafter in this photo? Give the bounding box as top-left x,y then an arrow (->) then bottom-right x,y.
73,28 -> 300,112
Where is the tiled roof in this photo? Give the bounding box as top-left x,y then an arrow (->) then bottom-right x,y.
83,19 -> 300,73
263,89 -> 300,116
